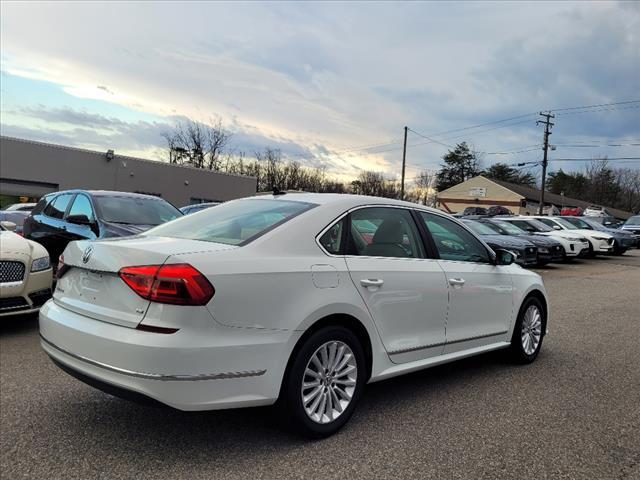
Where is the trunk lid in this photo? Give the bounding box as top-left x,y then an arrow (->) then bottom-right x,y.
54,235 -> 236,327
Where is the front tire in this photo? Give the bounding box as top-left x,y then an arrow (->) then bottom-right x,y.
509,297 -> 545,364
279,326 -> 366,438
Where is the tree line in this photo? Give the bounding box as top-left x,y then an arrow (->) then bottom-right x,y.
163,118 -> 639,213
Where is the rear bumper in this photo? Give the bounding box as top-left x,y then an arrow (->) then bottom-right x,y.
39,300 -> 301,410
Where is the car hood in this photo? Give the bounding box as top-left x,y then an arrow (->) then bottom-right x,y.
514,234 -> 559,247
0,231 -> 48,259
480,234 -> 533,248
101,221 -> 158,237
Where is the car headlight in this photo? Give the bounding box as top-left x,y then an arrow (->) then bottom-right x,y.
31,256 -> 51,272
592,236 -> 608,241
567,237 -> 583,242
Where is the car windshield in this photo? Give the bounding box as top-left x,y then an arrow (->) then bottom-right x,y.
563,217 -> 595,230
146,198 -> 316,246
94,196 -> 182,225
625,215 -> 640,225
491,220 -> 525,235
463,220 -> 496,235
552,217 -> 581,230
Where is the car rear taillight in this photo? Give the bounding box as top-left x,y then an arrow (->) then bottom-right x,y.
118,263 -> 214,306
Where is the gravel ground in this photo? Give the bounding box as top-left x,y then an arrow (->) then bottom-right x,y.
1,251 -> 639,479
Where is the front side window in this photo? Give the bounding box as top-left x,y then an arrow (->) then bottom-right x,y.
67,194 -> 95,222
147,198 -> 315,246
94,196 -> 181,226
347,207 -> 424,258
44,194 -> 73,219
420,213 -> 490,263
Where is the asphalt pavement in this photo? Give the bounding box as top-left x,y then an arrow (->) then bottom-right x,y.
1,251 -> 639,479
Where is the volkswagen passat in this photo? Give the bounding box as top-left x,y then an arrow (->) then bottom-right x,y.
40,194 -> 549,437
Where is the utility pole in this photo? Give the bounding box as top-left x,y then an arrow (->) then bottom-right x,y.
537,112 -> 554,214
400,126 -> 408,200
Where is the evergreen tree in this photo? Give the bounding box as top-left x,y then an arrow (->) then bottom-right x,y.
435,142 -> 482,191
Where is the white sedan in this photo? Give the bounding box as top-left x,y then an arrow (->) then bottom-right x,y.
40,194 -> 549,437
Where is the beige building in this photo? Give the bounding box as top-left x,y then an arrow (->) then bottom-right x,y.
436,175 -> 633,220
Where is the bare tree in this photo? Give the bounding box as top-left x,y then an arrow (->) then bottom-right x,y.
163,118 -> 231,170
413,169 -> 436,205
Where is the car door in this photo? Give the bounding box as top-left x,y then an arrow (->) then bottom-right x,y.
341,207 -> 448,363
64,193 -> 99,242
30,193 -> 75,261
417,212 -> 514,354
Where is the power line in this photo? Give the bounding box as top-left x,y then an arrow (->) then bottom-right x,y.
407,127 -> 454,148
550,157 -> 640,161
555,105 -> 640,116
550,99 -> 640,112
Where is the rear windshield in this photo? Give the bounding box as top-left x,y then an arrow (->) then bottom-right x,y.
94,196 -> 182,226
146,198 -> 316,245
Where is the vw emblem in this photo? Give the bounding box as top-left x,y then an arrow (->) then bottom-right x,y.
82,245 -> 93,264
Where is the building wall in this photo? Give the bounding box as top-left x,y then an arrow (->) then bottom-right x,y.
436,176 -> 524,213
0,136 -> 257,207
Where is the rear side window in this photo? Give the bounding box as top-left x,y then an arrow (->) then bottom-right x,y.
146,198 -> 316,246
319,219 -> 345,254
44,194 -> 73,219
31,196 -> 51,215
347,207 -> 425,258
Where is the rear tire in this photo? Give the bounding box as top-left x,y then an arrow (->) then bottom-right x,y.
279,326 -> 366,438
509,297 -> 545,364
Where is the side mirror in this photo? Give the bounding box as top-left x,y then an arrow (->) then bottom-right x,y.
494,248 -> 516,266
1,220 -> 17,231
66,214 -> 93,226
552,225 -> 562,230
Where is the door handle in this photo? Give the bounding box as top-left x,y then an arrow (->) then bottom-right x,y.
448,278 -> 466,286
360,278 -> 384,288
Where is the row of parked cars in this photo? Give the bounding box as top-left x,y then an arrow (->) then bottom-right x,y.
2,191 -> 639,319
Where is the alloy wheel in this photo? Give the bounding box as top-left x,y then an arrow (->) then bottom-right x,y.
301,340 -> 357,424
521,305 -> 542,355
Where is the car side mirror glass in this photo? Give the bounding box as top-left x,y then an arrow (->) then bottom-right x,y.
1,220 -> 17,231
495,248 -> 516,266
553,225 -> 562,230
67,214 -> 93,225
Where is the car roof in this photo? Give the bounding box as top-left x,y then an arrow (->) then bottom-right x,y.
51,189 -> 166,200
243,192 -> 445,214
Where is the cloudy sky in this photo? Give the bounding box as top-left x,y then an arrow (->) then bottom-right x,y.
1,1 -> 639,182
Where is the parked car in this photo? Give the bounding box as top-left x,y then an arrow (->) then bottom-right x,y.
40,193 -> 549,437
560,206 -> 583,216
586,216 -> 624,229
530,216 -> 615,256
461,219 -> 538,267
460,206 -> 488,216
23,190 -> 183,265
477,218 -> 564,265
4,202 -> 37,212
0,211 -> 30,235
180,201 -> 221,215
486,205 -> 513,216
496,217 -> 590,258
1,222 -> 53,317
583,205 -> 609,217
560,216 -> 636,255
620,215 -> 640,248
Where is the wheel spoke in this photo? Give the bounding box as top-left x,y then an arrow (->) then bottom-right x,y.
305,368 -> 321,379
330,388 -> 343,413
303,386 -> 323,406
334,364 -> 356,379
332,344 -> 345,371
303,379 -> 321,389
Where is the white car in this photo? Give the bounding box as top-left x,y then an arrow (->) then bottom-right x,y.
4,202 -> 36,212
496,217 -> 590,258
530,216 -> 614,255
583,205 -> 609,217
40,194 -> 549,437
1,222 -> 53,316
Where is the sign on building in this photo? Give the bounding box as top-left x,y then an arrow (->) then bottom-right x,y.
469,187 -> 486,197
